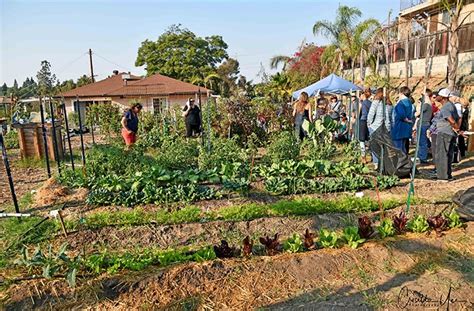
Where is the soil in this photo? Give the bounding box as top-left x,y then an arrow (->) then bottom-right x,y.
4,222 -> 472,310
0,149 -> 47,207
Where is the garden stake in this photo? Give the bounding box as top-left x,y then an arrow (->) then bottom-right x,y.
49,97 -> 61,176
76,95 -> 86,166
89,106 -> 95,144
0,133 -> 20,213
198,88 -> 205,146
379,87 -> 387,175
57,210 -> 68,237
405,87 -> 426,214
39,97 -> 52,178
347,89 -> 352,140
61,101 -> 75,170
373,176 -> 384,219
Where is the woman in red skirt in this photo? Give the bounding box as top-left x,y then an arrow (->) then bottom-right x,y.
121,103 -> 142,148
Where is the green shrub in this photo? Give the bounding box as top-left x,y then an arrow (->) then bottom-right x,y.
198,135 -> 248,171
265,131 -> 300,163
152,135 -> 199,170
4,130 -> 19,149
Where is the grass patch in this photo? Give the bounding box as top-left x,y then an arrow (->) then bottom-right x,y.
85,245 -> 216,274
68,196 -> 401,230
15,157 -> 48,169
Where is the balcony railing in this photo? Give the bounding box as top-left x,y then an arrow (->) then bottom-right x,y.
400,0 -> 428,11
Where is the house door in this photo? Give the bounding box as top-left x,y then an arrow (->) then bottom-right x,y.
153,97 -> 168,114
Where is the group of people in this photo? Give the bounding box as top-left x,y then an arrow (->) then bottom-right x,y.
293,86 -> 471,182
120,98 -> 202,148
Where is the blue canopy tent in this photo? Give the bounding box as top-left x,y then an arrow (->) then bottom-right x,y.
292,73 -> 362,99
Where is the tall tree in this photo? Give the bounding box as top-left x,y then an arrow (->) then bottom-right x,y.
313,5 -> 362,74
1,83 -> 7,95
270,55 -> 292,70
77,75 -> 92,87
441,0 -> 468,89
135,24 -> 229,82
36,60 -> 57,97
345,18 -> 381,82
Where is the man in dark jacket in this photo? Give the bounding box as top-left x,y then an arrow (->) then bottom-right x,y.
183,98 -> 201,137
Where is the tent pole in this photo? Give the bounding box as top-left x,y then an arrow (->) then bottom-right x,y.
348,89 -> 352,141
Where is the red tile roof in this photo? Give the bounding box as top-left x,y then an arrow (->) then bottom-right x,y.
60,73 -> 141,97
61,72 -> 210,98
123,73 -> 210,95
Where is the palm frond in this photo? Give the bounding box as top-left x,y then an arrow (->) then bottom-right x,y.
270,55 -> 291,70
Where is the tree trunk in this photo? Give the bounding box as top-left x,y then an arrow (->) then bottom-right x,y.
405,37 -> 409,87
339,53 -> 344,75
447,13 -> 459,90
359,51 -> 364,83
351,59 -> 355,83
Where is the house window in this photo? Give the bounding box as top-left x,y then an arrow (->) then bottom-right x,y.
152,97 -> 168,114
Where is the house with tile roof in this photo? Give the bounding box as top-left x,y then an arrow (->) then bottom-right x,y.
60,71 -> 210,121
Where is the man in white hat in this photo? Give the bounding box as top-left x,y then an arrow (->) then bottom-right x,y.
434,88 -> 461,181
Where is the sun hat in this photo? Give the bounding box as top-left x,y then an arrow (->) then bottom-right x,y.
438,88 -> 451,98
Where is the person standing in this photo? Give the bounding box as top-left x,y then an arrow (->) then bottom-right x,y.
328,95 -> 342,120
183,98 -> 201,138
392,86 -> 414,154
121,103 -> 142,148
293,91 -> 312,141
367,88 -> 391,165
358,89 -> 372,162
416,90 -> 433,163
434,88 -> 461,181
458,98 -> 470,158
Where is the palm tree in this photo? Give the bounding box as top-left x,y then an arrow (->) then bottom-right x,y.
346,18 -> 381,83
313,5 -> 362,73
270,55 -> 292,70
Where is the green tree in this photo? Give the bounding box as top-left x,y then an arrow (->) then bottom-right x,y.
135,24 -> 229,82
345,18 -> 380,82
76,75 -> 92,87
1,83 -> 7,95
313,5 -> 362,76
36,60 -> 57,97
270,55 -> 292,70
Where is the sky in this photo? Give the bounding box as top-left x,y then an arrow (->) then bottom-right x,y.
0,0 -> 400,86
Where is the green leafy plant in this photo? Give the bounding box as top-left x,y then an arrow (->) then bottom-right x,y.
342,226 -> 365,249
283,233 -> 304,253
4,130 -> 19,149
377,218 -> 395,238
265,131 -> 300,163
318,228 -> 339,248
14,243 -> 81,287
407,215 -> 429,233
445,211 -> 463,229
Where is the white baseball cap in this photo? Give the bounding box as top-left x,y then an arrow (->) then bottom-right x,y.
438,88 -> 451,98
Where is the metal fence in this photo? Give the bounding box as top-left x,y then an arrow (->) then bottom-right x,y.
388,23 -> 474,63
400,0 -> 428,11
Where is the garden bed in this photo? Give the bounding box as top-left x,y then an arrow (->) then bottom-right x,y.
4,222 -> 472,310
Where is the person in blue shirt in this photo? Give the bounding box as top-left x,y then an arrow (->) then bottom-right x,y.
391,86 -> 414,154
121,103 -> 142,148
